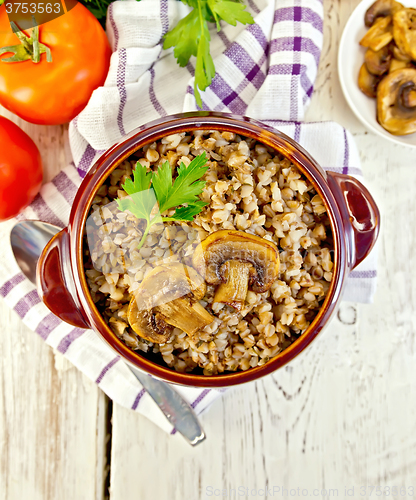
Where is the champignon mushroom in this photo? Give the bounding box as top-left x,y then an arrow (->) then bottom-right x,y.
192,230 -> 280,311
365,0 -> 403,27
389,58 -> 412,73
358,63 -> 382,97
128,263 -> 214,343
365,45 -> 392,75
393,8 -> 416,61
377,67 -> 416,134
360,16 -> 393,51
393,45 -> 411,61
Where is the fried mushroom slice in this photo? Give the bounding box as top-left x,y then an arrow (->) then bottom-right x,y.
365,0 -> 404,27
393,45 -> 411,62
393,8 -> 416,60
360,16 -> 393,50
365,45 -> 392,75
193,230 -> 280,311
389,58 -> 412,73
128,263 -> 214,342
358,63 -> 382,97
377,67 -> 416,135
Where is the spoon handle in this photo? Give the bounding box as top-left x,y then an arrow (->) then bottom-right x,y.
128,365 -> 206,446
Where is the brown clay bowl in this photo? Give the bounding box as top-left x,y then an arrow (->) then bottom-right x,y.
36,112 -> 380,388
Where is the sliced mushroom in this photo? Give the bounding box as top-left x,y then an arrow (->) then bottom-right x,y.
393,8 -> 416,60
377,67 -> 416,135
389,58 -> 412,73
360,16 -> 392,49
365,45 -> 392,75
393,45 -> 411,62
192,230 -> 280,311
128,263 -> 214,343
365,0 -> 404,27
358,63 -> 382,97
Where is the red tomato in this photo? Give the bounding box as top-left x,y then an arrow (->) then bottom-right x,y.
0,3 -> 112,125
0,116 -> 43,221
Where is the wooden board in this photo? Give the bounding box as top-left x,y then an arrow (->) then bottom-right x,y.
0,107 -> 111,500
2,1 -> 416,499
109,1 -> 416,498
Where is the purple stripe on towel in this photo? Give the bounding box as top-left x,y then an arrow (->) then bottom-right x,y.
29,194 -> 64,229
274,6 -> 323,33
247,0 -> 261,14
77,144 -> 97,178
0,273 -> 25,298
149,68 -> 167,117
13,289 -> 41,318
343,129 -> 349,175
270,36 -> 320,65
209,74 -> 247,114
116,48 -> 127,136
35,313 -> 61,340
191,389 -> 211,409
52,171 -> 78,205
160,0 -> 169,37
56,328 -> 85,354
224,43 -> 265,91
96,357 -> 120,384
350,270 -> 377,279
325,166 -> 362,177
247,23 -> 269,50
108,3 -> 119,51
294,122 -> 301,143
218,30 -> 232,50
132,388 -> 146,410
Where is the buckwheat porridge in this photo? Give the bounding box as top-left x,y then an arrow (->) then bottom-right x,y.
84,129 -> 334,375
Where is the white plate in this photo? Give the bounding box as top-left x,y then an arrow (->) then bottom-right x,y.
338,0 -> 416,148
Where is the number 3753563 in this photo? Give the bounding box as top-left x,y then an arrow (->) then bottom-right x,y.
5,3 -> 61,14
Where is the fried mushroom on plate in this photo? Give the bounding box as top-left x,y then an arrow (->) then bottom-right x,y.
377,67 -> 416,134
357,0 -> 416,135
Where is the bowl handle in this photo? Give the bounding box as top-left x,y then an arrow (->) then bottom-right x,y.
36,228 -> 90,329
326,171 -> 380,269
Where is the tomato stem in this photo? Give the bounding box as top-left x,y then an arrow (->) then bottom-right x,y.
0,19 -> 52,64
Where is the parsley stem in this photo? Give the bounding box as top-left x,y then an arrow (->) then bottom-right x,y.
136,222 -> 151,251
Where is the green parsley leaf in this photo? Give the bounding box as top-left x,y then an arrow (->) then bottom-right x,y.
121,162 -> 153,196
163,0 -> 254,107
166,201 -> 209,222
153,152 -> 209,213
115,153 -> 208,250
208,0 -> 254,26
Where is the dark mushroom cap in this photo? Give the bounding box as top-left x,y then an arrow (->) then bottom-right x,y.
365,45 -> 392,75
192,230 -> 280,294
377,67 -> 416,135
358,63 -> 382,97
365,0 -> 403,27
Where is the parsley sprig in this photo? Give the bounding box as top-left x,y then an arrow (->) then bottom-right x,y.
163,0 -> 254,107
116,153 -> 209,250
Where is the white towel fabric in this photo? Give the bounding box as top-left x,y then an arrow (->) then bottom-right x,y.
0,0 -> 378,435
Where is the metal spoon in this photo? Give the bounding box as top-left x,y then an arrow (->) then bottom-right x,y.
10,220 -> 206,446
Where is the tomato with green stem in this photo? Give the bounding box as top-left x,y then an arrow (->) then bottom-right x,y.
0,116 -> 43,221
0,2 -> 111,125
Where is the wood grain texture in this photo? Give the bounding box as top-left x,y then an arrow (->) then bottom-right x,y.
2,1 -> 416,499
0,106 -> 110,500
109,1 -> 416,498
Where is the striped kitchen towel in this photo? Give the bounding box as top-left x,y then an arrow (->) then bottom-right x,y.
0,0 -> 378,434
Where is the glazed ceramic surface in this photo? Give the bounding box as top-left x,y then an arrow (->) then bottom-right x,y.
37,112 -> 380,388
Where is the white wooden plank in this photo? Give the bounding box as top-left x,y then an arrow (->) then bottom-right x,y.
109,1 -> 416,498
0,107 -> 109,499
0,304 -> 110,500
